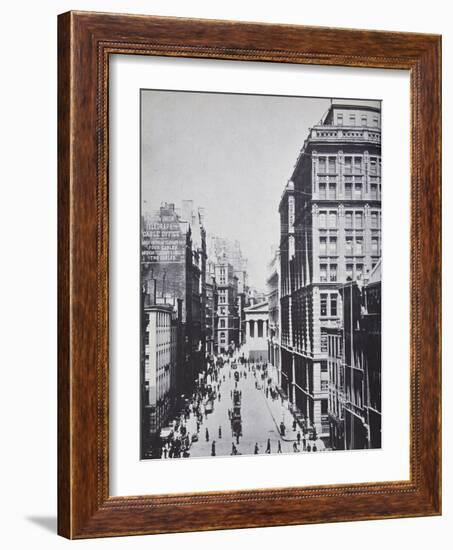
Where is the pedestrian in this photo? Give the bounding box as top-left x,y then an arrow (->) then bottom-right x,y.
265,438 -> 271,454
277,440 -> 282,453
312,426 -> 318,441
211,440 -> 216,456
254,442 -> 259,454
218,426 -> 222,439
280,421 -> 286,436
218,392 -> 221,402
297,431 -> 301,445
307,443 -> 311,452
302,436 -> 306,451
313,443 -> 317,452
163,446 -> 168,459
205,428 -> 209,442
293,419 -> 297,431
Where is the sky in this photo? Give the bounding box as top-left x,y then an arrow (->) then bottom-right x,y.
141,90 -> 330,290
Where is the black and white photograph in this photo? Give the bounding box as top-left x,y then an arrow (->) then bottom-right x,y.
140,90 -> 382,460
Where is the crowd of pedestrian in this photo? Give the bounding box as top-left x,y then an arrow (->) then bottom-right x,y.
156,350 -> 325,459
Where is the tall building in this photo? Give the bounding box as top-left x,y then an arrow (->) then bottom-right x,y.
279,100 -> 381,439
141,201 -> 207,395
141,280 -> 179,458
209,236 -> 248,345
214,260 -> 239,354
339,260 -> 382,449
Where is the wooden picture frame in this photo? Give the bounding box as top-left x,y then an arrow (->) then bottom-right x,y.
58,11 -> 441,539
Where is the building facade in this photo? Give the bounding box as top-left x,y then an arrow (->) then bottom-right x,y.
244,301 -> 269,362
209,236 -> 248,345
326,326 -> 344,450
205,265 -> 218,356
215,261 -> 239,354
266,247 -> 281,384
235,269 -> 248,346
340,261 -> 382,449
141,279 -> 178,458
279,101 -> 381,439
141,201 -> 207,397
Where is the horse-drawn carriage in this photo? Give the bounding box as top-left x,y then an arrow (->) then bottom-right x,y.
232,389 -> 241,405
204,399 -> 214,414
231,390 -> 242,437
231,415 -> 242,438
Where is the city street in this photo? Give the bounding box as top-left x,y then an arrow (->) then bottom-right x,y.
161,353 -> 326,459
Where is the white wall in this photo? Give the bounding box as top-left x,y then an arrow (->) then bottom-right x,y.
0,1 -> 450,549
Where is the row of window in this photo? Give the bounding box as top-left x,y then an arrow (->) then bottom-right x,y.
319,235 -> 380,255
319,263 -> 338,282
219,288 -> 227,304
143,312 -> 171,327
144,331 -> 171,347
317,155 -> 381,175
217,268 -> 227,285
318,180 -> 380,200
318,210 -> 381,229
335,113 -> 380,127
319,261 -> 375,283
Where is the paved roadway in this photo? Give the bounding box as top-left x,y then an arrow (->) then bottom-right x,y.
186,358 -> 301,458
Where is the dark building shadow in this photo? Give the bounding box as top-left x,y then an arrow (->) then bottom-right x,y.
26,516 -> 57,534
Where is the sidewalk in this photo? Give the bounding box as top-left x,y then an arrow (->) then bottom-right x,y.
263,364 -> 326,451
